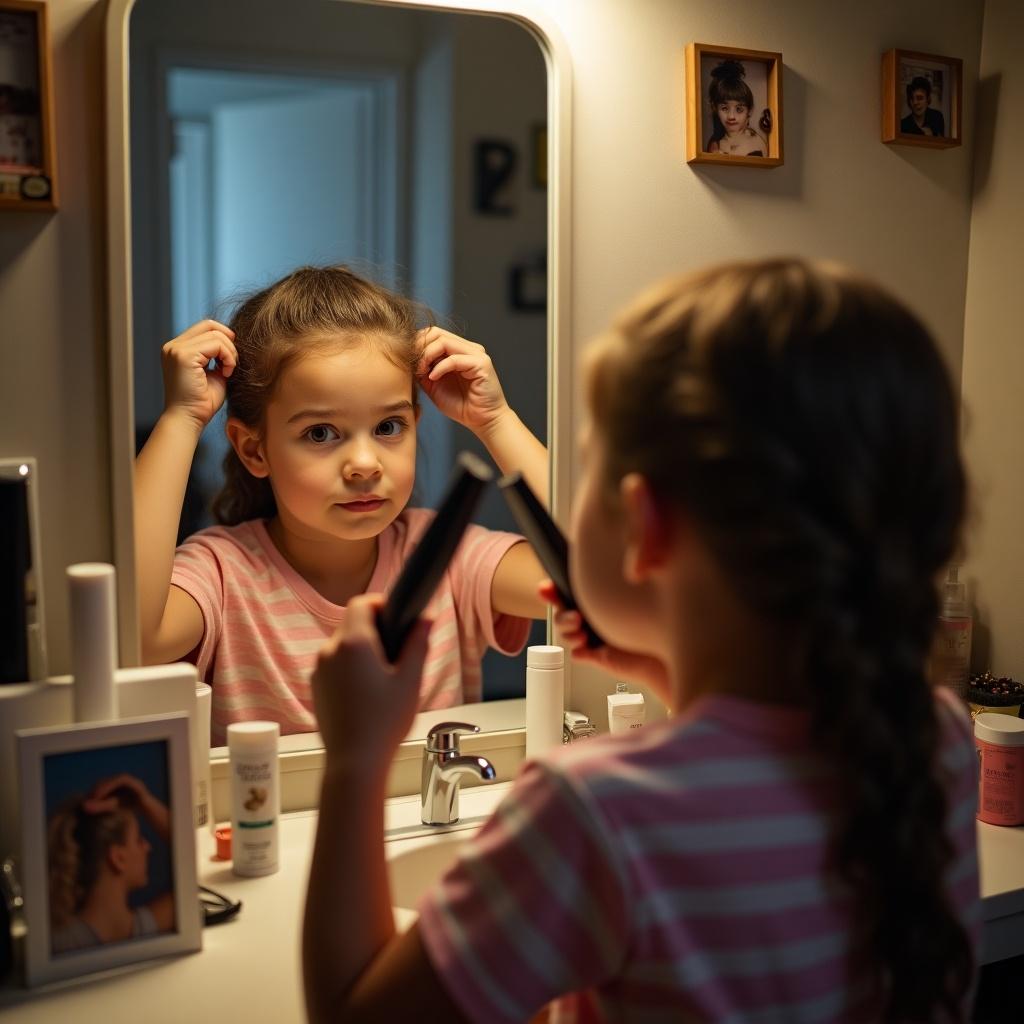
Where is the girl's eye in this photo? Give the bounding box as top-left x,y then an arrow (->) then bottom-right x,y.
376,417 -> 407,438
305,424 -> 340,444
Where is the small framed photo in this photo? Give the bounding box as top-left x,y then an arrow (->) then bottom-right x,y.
882,49 -> 962,149
686,43 -> 783,168
0,0 -> 58,209
17,713 -> 200,987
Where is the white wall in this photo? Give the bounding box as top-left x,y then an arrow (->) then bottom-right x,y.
0,0 -> 989,678
961,0 -> 1024,679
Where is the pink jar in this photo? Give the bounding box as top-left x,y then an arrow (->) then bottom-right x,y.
975,712 -> 1024,826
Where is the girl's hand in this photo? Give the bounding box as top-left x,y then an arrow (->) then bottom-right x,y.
540,580 -> 672,702
416,326 -> 509,436
312,595 -> 433,770
85,773 -> 170,837
161,319 -> 237,428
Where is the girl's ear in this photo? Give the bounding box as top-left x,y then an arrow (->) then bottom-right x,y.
107,843 -> 129,874
225,417 -> 270,479
619,473 -> 673,583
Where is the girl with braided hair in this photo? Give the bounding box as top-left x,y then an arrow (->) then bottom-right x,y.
303,258 -> 978,1022
48,774 -> 174,954
706,58 -> 771,156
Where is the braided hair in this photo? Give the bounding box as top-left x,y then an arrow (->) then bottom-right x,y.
586,258 -> 972,1021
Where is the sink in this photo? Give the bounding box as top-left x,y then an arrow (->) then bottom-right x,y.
386,829 -> 473,912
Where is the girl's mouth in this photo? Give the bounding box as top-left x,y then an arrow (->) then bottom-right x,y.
338,498 -> 386,513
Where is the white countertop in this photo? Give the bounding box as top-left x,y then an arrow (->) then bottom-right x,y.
2,803 -> 1022,1021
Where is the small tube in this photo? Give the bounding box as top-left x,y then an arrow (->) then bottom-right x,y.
228,721 -> 280,876
67,563 -> 118,723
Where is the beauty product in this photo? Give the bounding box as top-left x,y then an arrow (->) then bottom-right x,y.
67,563 -> 118,723
933,565 -> 972,699
608,682 -> 645,735
526,645 -> 564,758
563,709 -> 597,743
227,721 -> 279,876
193,684 -> 212,830
975,713 -> 1024,826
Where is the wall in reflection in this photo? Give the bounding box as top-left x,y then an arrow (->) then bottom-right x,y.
129,0 -> 548,704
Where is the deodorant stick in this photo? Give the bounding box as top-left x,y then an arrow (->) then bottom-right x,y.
526,645 -> 564,759
227,721 -> 280,876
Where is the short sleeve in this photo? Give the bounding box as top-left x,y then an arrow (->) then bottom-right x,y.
169,532 -> 226,678
416,761 -> 629,1024
449,524 -> 531,655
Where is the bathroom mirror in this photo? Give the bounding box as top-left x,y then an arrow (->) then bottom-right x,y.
105,0 -> 573,749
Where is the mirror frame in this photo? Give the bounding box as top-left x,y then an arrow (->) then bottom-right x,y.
103,0 -> 574,711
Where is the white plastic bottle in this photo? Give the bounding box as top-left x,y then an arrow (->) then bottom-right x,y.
526,645 -> 564,758
608,682 -> 646,734
227,721 -> 280,876
934,566 -> 973,699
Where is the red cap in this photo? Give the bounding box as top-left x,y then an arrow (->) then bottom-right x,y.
215,826 -> 232,861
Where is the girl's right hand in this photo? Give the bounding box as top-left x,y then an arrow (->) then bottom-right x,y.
161,319 -> 237,427
540,580 -> 672,702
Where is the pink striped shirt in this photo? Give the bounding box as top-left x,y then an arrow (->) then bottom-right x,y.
170,510 -> 530,744
417,688 -> 979,1023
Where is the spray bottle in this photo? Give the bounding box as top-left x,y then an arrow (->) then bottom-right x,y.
934,566 -> 972,699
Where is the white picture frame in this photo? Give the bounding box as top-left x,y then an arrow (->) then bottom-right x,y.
17,712 -> 201,987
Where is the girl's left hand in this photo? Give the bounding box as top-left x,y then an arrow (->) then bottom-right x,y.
416,326 -> 509,435
83,773 -> 153,815
311,594 -> 433,770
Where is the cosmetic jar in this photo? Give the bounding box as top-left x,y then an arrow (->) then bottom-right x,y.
975,712 -> 1024,826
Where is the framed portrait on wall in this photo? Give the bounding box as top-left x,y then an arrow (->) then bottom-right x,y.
882,49 -> 962,149
0,0 -> 57,209
17,713 -> 201,987
685,43 -> 783,168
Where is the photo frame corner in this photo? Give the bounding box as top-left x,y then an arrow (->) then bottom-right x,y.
16,712 -> 200,988
685,42 -> 784,169
0,0 -> 59,212
881,47 -> 963,149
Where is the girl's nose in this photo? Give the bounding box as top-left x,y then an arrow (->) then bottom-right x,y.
343,437 -> 382,478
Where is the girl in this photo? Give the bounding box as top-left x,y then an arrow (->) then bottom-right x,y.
706,59 -> 770,156
303,258 -> 979,1022
48,774 -> 174,954
135,265 -> 547,743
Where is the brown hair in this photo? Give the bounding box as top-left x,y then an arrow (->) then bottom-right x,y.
212,266 -> 427,525
48,797 -> 134,928
587,258 -> 971,1021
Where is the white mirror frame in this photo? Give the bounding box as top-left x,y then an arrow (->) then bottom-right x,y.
104,0 -> 574,688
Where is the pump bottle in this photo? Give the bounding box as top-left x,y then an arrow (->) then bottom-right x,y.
934,566 -> 972,699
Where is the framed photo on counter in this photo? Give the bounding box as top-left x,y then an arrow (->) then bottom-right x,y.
17,713 -> 200,986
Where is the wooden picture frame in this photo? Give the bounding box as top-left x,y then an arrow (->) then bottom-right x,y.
686,43 -> 783,168
0,0 -> 57,210
882,49 -> 962,149
17,713 -> 201,986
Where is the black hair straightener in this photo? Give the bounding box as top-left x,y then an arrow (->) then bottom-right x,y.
376,451 -> 493,662
497,471 -> 604,649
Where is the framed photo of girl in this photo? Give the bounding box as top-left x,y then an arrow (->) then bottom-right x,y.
0,0 -> 57,209
882,49 -> 962,149
16,713 -> 201,987
685,43 -> 783,168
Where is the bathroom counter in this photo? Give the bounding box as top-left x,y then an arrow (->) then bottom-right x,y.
2,810 -> 1024,1019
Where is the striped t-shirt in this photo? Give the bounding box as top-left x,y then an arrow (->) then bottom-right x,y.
417,688 -> 979,1023
170,509 -> 530,744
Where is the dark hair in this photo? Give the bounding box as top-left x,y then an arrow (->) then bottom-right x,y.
707,59 -> 756,144
907,75 -> 933,104
212,266 -> 427,525
587,258 -> 972,1021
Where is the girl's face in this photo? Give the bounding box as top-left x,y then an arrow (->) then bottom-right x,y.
717,99 -> 750,135
111,816 -> 151,889
909,88 -> 930,117
260,340 -> 418,543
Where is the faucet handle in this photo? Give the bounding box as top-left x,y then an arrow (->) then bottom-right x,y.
426,721 -> 481,753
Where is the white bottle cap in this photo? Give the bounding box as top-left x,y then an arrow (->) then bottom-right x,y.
527,645 -> 564,668
975,713 -> 1024,747
227,721 -> 280,753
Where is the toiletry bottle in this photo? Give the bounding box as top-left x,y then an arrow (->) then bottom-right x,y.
227,721 -> 280,876
526,645 -> 564,758
934,566 -> 972,699
607,682 -> 645,735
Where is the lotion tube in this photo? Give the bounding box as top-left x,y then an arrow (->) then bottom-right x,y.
227,721 -> 279,876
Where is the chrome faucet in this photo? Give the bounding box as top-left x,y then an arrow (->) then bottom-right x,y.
421,722 -> 496,826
